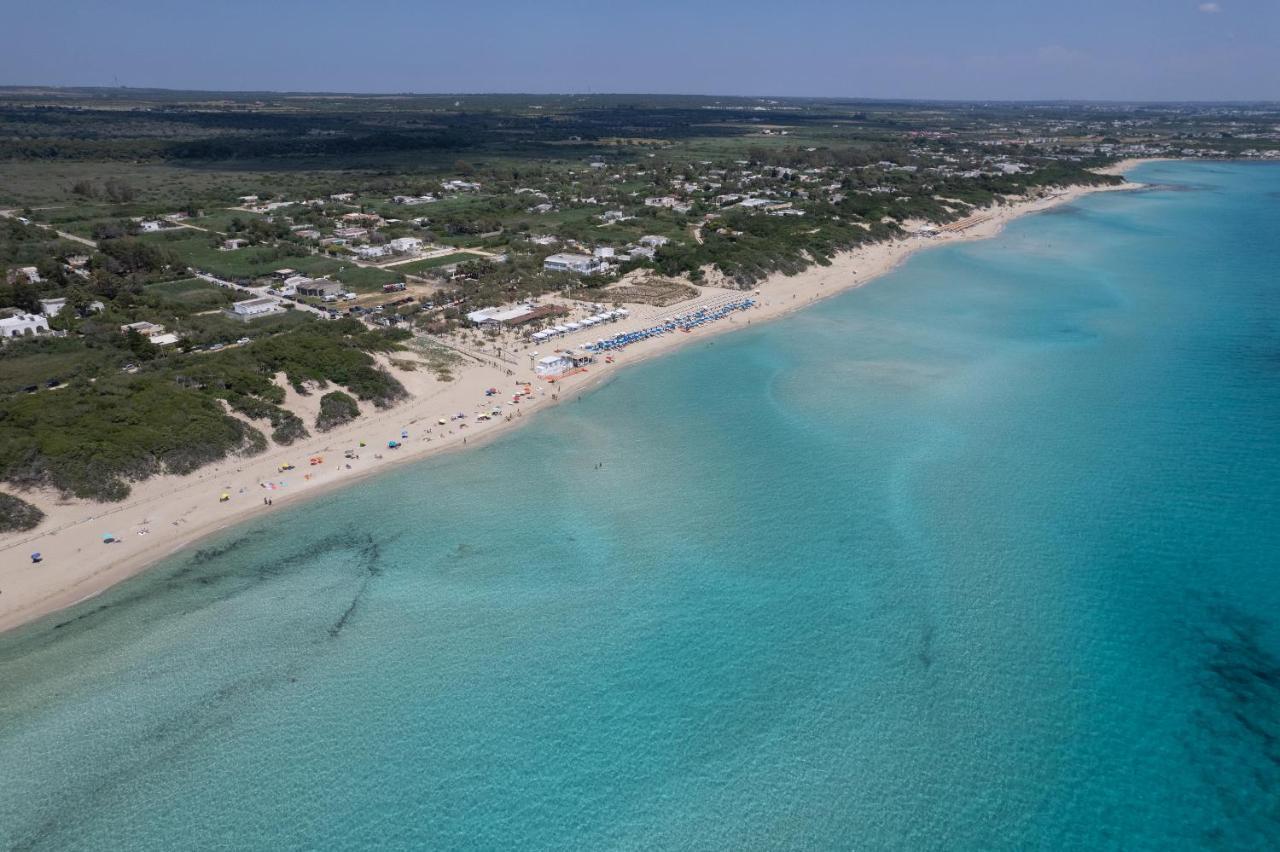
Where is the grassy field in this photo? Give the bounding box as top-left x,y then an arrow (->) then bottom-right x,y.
390,253 -> 476,275
284,256 -> 401,291
181,211 -> 260,234
138,229 -> 310,279
143,277 -> 239,309
122,230 -> 402,291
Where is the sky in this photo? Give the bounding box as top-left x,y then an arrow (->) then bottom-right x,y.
2,0 -> 1277,101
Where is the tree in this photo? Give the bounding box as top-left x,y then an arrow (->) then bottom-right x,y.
71,179 -> 98,199
5,277 -> 41,312
123,328 -> 160,361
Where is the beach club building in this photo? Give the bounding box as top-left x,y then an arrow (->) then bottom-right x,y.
535,354 -> 571,377
535,351 -> 594,378
466,304 -> 529,327
467,303 -> 568,329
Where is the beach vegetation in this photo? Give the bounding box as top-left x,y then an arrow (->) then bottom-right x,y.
0,491 -> 45,532
0,319 -> 407,500
316,391 -> 360,432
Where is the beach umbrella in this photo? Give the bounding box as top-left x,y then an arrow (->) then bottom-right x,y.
31,552 -> 42,563
101,533 -> 115,543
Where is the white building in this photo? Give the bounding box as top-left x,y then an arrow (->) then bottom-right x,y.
357,245 -> 391,260
543,253 -> 599,275
738,198 -> 792,212
39,298 -> 67,317
0,313 -> 50,340
535,354 -> 572,378
120,321 -> 167,338
280,275 -> 311,295
639,235 -> 670,247
466,308 -> 497,324
226,297 -> 286,322
467,305 -> 539,327
389,237 -> 423,254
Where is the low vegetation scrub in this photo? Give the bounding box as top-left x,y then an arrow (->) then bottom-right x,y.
0,376 -> 265,501
0,492 -> 45,532
0,321 -> 406,500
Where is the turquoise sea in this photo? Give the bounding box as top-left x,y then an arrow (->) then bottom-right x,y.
2,161 -> 1279,849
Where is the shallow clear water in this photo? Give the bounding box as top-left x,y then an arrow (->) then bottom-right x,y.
2,162 -> 1279,850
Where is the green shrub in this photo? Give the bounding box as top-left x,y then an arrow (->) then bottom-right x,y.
0,492 -> 44,532
316,391 -> 360,432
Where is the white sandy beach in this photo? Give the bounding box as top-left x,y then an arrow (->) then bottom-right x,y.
0,163 -> 1147,634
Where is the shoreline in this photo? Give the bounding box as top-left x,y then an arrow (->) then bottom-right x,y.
0,160 -> 1151,636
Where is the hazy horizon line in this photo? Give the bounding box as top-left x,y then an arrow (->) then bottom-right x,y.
1,83 -> 1277,107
